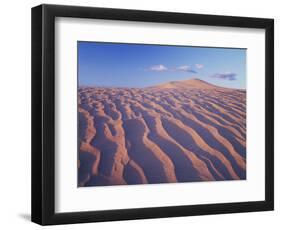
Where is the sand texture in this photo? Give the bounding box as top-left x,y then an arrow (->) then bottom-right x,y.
78,79 -> 246,186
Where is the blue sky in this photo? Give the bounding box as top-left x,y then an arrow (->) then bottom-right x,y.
78,41 -> 246,89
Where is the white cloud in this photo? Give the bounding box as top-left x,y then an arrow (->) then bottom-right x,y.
195,64 -> 204,69
147,64 -> 197,73
149,64 -> 168,72
176,65 -> 191,71
211,72 -> 237,80
175,65 -> 197,73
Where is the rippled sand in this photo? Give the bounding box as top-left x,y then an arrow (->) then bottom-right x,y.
78,79 -> 246,186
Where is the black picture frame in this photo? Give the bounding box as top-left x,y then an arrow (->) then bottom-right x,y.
31,4 -> 274,225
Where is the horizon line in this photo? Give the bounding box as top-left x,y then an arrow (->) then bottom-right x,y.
78,78 -> 246,90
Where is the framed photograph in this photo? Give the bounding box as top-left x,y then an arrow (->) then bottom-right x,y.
31,4 -> 274,225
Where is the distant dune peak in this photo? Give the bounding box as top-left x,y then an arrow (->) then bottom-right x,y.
151,78 -> 224,89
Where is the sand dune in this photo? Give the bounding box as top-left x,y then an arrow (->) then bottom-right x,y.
78,79 -> 246,186
151,78 -> 226,90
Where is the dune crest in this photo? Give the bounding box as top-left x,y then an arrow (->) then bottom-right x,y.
78,79 -> 246,186
150,78 -> 228,90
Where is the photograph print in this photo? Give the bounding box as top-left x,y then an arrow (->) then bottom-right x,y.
78,42 -> 246,187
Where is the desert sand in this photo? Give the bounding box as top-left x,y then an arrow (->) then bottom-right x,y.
78,79 -> 246,186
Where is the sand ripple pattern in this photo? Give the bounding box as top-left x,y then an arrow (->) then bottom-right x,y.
78,86 -> 246,186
